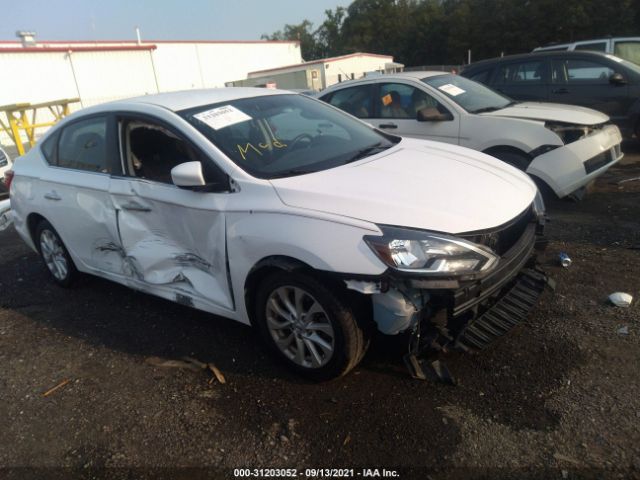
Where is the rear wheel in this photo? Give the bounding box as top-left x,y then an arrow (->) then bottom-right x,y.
35,220 -> 78,287
255,270 -> 366,381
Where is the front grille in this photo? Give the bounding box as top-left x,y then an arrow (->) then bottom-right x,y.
584,149 -> 614,174
456,268 -> 547,350
460,206 -> 533,256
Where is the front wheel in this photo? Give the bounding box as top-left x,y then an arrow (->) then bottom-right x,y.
255,270 -> 366,381
489,150 -> 531,171
35,220 -> 78,287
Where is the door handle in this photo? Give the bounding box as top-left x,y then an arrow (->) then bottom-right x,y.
121,201 -> 151,212
378,123 -> 398,129
44,192 -> 61,201
552,88 -> 569,94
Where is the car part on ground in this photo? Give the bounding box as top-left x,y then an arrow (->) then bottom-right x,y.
10,87 -> 548,380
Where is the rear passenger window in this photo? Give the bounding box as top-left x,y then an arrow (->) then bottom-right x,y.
58,117 -> 110,173
40,130 -> 59,165
323,85 -> 373,118
496,61 -> 545,84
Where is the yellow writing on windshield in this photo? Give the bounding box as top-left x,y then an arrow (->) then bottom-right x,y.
237,138 -> 288,160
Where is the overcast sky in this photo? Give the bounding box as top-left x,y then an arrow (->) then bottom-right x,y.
1,0 -> 352,42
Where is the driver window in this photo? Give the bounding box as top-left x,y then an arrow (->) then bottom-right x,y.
378,83 -> 447,119
122,119 -> 213,184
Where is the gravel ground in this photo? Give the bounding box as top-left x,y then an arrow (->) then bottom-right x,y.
0,147 -> 639,480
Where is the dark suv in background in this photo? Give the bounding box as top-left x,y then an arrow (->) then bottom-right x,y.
461,51 -> 640,139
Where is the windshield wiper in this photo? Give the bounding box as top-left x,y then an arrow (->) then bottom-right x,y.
473,101 -> 518,114
346,142 -> 391,164
268,168 -> 314,179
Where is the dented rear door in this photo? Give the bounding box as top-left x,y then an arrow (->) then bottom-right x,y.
108,177 -> 234,310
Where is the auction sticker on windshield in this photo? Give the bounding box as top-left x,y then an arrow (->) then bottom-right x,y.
438,84 -> 466,96
194,105 -> 252,130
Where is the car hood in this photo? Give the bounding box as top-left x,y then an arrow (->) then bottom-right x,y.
483,101 -> 609,125
269,138 -> 537,234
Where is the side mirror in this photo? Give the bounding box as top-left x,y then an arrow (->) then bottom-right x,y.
171,161 -> 230,193
171,161 -> 206,188
610,72 -> 627,85
417,108 -> 454,122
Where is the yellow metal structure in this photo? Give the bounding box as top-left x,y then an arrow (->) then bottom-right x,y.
0,98 -> 80,155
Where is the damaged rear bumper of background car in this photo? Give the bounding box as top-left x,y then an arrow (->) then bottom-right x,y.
342,209 -> 551,354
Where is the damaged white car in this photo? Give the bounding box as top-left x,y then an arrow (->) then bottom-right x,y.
9,89 -> 550,380
319,72 -> 623,199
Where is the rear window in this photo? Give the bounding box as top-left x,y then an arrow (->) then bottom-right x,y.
467,69 -> 491,84
614,41 -> 640,65
57,117 -> 110,173
40,131 -> 59,165
575,42 -> 607,52
322,84 -> 374,118
495,61 -> 545,84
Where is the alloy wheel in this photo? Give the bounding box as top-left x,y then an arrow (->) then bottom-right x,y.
40,229 -> 68,281
265,286 -> 335,368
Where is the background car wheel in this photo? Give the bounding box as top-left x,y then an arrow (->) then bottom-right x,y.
35,220 -> 78,287
255,270 -> 366,381
489,149 -> 531,171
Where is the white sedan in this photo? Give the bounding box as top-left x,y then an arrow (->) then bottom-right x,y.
318,72 -> 623,199
8,88 -> 549,380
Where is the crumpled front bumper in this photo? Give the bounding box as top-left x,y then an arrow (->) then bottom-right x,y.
527,124 -> 623,198
355,210 -> 550,353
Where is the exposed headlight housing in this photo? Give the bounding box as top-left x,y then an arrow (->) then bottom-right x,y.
364,226 -> 499,276
532,188 -> 545,217
545,122 -> 597,145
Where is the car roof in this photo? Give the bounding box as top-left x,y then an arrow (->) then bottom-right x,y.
462,50 -> 616,71
320,71 -> 448,92
95,87 -> 292,113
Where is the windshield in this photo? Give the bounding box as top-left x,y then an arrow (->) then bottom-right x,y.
422,74 -> 513,114
179,94 -> 396,179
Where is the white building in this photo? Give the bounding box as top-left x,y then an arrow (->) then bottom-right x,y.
0,39 -> 302,147
228,52 -> 404,91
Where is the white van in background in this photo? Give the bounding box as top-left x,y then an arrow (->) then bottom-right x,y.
534,37 -> 640,65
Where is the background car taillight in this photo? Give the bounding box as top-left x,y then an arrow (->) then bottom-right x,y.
3,170 -> 14,191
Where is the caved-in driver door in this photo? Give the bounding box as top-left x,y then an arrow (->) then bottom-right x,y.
107,117 -> 233,312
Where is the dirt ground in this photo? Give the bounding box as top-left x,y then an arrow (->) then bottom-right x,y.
0,146 -> 639,480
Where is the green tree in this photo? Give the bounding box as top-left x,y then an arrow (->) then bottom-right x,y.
261,20 -> 321,60
264,0 -> 640,66
315,7 -> 348,58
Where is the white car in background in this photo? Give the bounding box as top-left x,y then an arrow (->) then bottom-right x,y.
318,72 -> 623,199
8,88 -> 549,380
0,146 -> 11,186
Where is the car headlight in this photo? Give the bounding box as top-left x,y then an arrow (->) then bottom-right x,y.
545,122 -> 595,144
364,226 -> 499,276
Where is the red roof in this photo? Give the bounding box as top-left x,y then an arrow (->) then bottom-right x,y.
0,39 -> 298,46
0,45 -> 157,53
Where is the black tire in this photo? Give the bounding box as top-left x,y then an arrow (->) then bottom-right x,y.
490,149 -> 531,171
254,270 -> 366,381
35,219 -> 78,287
